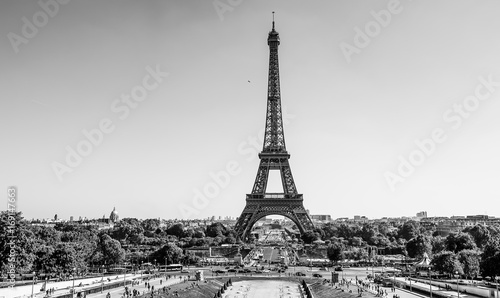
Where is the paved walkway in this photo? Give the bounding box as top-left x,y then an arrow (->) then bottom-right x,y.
223,280 -> 302,298
0,273 -> 157,298
86,275 -> 184,298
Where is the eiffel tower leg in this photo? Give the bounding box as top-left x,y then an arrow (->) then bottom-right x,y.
251,162 -> 269,194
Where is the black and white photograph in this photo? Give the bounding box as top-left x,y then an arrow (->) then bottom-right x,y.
1,1 -> 500,297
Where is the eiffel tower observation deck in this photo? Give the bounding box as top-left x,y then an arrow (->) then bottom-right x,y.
234,15 -> 315,241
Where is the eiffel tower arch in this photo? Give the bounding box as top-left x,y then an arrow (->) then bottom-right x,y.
234,16 -> 314,241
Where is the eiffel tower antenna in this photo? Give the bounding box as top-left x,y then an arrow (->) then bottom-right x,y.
234,19 -> 314,241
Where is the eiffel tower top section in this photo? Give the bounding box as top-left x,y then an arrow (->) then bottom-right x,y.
262,14 -> 287,154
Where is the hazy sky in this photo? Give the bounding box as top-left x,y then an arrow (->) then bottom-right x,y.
1,0 -> 500,221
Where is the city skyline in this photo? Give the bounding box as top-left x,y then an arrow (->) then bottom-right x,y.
17,207 -> 500,223
2,1 -> 500,221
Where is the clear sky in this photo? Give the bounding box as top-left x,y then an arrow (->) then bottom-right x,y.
1,0 -> 500,221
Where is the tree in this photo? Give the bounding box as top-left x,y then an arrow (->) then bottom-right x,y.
360,223 -> 378,245
457,249 -> 480,279
372,235 -> 392,247
431,236 -> 446,254
343,247 -> 368,261
350,236 -> 364,247
464,225 -> 491,249
0,211 -> 36,274
205,222 -> 226,238
378,223 -> 391,236
111,220 -> 144,245
166,223 -> 184,238
51,243 -> 87,274
142,218 -> 160,237
488,225 -> 500,238
327,243 -> 344,264
151,243 -> 184,264
193,230 -> 205,238
301,231 -> 319,244
398,221 -> 420,241
480,236 -> 500,278
142,218 -> 160,231
213,235 -> 225,246
336,224 -> 360,240
30,225 -> 61,246
431,251 -> 463,277
406,235 -> 432,259
446,232 -> 476,253
321,224 -> 338,239
182,228 -> 196,239
100,234 -> 125,265
182,251 -> 200,265
223,228 -> 238,239
33,245 -> 55,273
224,236 -> 236,244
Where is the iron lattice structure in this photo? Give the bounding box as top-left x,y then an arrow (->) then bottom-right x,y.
234,20 -> 315,240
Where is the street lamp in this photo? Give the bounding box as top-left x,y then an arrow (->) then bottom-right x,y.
370,247 -> 374,278
101,265 -> 104,293
428,267 -> 432,298
31,272 -> 35,298
496,276 -> 499,298
393,268 -> 396,289
495,276 -> 499,298
71,268 -> 76,298
455,271 -> 459,298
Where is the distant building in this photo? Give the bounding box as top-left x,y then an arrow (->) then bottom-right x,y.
435,220 -> 461,236
109,207 -> 119,223
311,215 -> 331,222
416,211 -> 427,218
466,215 -> 489,220
353,215 -> 368,222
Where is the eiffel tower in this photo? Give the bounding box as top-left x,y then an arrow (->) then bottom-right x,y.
234,16 -> 314,241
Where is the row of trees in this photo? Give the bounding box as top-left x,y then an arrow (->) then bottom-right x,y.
0,212 -> 236,276
320,220 -> 500,279
2,211 -> 500,280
